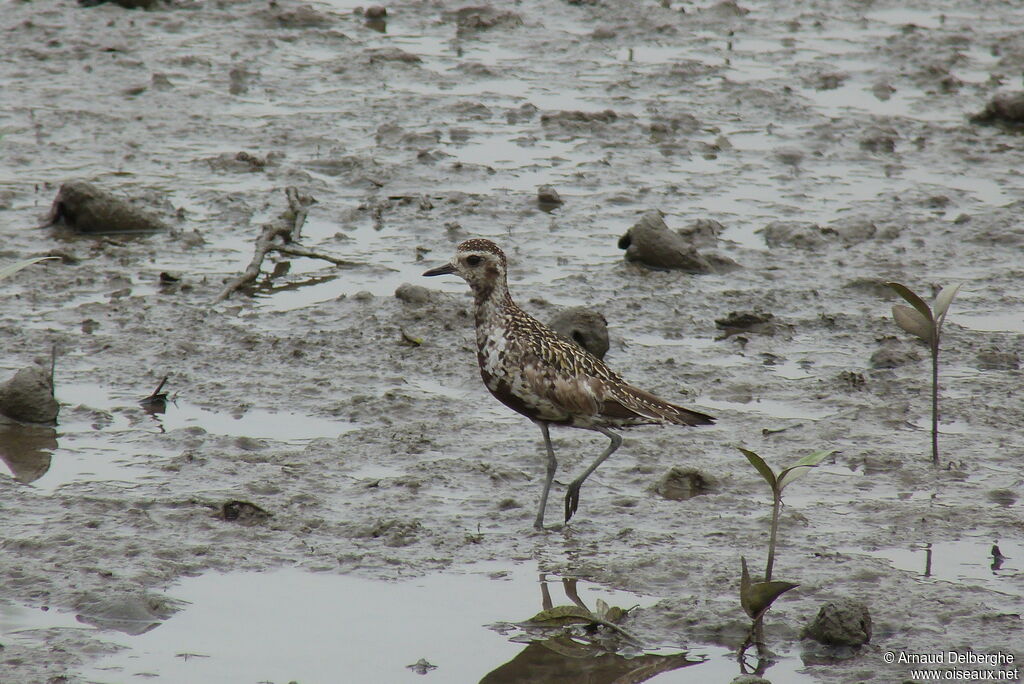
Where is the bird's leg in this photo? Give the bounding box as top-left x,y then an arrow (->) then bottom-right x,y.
562,578 -> 589,612
565,426 -> 622,523
535,421 -> 558,530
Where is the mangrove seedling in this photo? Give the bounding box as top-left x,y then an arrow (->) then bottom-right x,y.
886,282 -> 963,466
736,447 -> 830,653
738,448 -> 833,582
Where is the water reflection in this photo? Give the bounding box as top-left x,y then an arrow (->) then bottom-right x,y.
737,623 -> 774,680
484,574 -> 702,682
78,563 -> 714,683
0,420 -> 56,483
482,641 -> 699,683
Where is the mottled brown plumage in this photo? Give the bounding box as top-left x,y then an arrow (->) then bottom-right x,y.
424,238 -> 713,529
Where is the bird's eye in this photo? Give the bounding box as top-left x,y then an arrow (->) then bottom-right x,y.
465,255 -> 483,267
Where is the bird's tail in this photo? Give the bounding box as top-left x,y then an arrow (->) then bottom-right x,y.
613,384 -> 715,426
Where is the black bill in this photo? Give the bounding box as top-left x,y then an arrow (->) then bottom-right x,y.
422,263 -> 456,277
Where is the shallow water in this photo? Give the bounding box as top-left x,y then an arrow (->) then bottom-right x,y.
0,382 -> 352,491
77,562 -> 815,684
846,539 -> 1024,606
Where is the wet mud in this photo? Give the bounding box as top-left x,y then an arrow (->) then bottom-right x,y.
1,0 -> 1023,682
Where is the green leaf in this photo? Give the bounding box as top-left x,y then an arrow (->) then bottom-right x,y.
933,282 -> 962,324
738,448 -> 777,492
603,605 -> 626,623
740,555 -> 752,606
743,580 -> 799,619
886,282 -> 933,323
526,605 -> 595,627
777,449 -> 834,492
740,557 -> 798,619
892,304 -> 934,343
0,256 -> 57,281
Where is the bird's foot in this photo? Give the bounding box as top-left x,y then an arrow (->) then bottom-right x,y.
564,482 -> 582,522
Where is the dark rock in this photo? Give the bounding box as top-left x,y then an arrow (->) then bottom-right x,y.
774,146 -> 804,169
619,211 -> 734,272
228,67 -> 255,95
715,311 -> 776,338
151,73 -> 173,90
352,518 -> 421,547
702,0 -> 750,17
548,307 -> 609,360
969,92 -> 1024,126
860,126 -> 898,153
44,181 -> 170,234
267,3 -> 334,28
654,467 -> 713,500
449,101 -> 493,119
505,102 -> 538,123
802,599 -> 871,647
395,282 -> 432,305
540,109 -> 619,126
871,81 -> 896,100
207,151 -> 267,173
0,364 -> 59,424
365,5 -> 387,19
842,277 -> 893,298
826,218 -> 877,244
836,370 -> 866,391
976,348 -> 1020,371
987,489 -> 1017,507
869,341 -> 921,369
761,221 -> 827,249
807,71 -> 847,90
365,47 -> 421,64
220,500 -> 271,524
444,6 -> 523,32
536,184 -> 563,209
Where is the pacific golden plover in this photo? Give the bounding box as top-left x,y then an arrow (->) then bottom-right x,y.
424,238 -> 714,530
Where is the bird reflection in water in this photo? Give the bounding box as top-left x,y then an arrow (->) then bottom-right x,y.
481,574 -> 703,683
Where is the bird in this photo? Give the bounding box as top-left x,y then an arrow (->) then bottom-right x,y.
423,238 -> 714,530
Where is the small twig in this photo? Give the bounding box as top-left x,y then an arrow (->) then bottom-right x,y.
215,187 -> 358,303
49,342 -> 57,397
284,186 -> 308,241
143,375 -> 169,404
274,243 -> 359,266
590,616 -> 643,646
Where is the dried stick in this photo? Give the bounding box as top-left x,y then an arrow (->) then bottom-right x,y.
215,187 -> 357,302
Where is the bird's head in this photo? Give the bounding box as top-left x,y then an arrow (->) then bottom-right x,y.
423,238 -> 508,296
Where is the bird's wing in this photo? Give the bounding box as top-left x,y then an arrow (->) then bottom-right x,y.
514,311 -> 714,426
514,316 -> 652,422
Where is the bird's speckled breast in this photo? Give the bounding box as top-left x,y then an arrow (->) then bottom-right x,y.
476,314 -> 571,424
